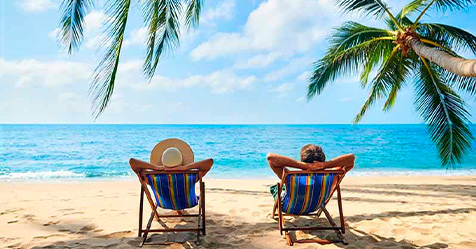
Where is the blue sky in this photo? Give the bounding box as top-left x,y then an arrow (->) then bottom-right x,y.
1,0 -> 475,124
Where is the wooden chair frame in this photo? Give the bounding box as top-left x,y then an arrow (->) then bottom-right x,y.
272,169 -> 348,246
137,169 -> 206,246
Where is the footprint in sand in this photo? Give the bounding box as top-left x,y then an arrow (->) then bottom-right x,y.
1,208 -> 24,216
79,225 -> 97,233
7,242 -> 21,248
43,220 -> 60,226
22,214 -> 35,221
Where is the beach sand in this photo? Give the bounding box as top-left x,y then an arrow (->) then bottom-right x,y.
1,176 -> 475,249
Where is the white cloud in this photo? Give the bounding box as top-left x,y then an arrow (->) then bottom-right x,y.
264,56 -> 313,82
48,28 -> 61,40
84,10 -> 107,32
339,97 -> 354,103
191,0 -> 339,61
191,32 -> 250,60
296,71 -> 310,82
17,0 -> 55,13
201,0 -> 236,25
233,52 -> 285,69
270,82 -> 294,98
123,27 -> 148,47
0,58 -> 91,88
124,66 -> 258,94
82,10 -> 108,49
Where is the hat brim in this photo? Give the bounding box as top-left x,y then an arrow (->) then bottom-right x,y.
150,138 -> 194,167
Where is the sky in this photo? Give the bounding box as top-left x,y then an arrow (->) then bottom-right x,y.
1,0 -> 475,124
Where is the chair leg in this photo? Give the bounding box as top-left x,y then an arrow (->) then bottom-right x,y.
315,207 -> 323,219
337,185 -> 345,234
201,181 -> 206,236
321,207 -> 348,245
285,232 -> 294,246
196,200 -> 201,243
138,186 -> 144,237
277,183 -> 284,235
272,199 -> 278,219
140,209 -> 156,247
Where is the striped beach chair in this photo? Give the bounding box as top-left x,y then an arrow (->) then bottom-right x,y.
137,169 -> 205,246
272,168 -> 347,246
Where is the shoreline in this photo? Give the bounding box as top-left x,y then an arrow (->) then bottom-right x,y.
2,170 -> 476,183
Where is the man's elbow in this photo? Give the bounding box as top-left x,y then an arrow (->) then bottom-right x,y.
266,153 -> 277,162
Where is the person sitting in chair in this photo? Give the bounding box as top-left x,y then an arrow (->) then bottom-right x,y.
267,144 -> 355,199
129,138 -> 213,180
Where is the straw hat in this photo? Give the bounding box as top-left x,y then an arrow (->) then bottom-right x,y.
150,138 -> 194,167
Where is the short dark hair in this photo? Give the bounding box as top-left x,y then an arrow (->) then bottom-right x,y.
300,144 -> 326,163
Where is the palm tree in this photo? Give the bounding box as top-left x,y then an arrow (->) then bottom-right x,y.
308,0 -> 476,165
58,0 -> 202,117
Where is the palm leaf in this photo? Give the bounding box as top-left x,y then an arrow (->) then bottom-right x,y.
439,67 -> 476,97
413,0 -> 476,26
415,57 -> 473,165
354,45 -> 414,122
90,0 -> 131,117
335,0 -> 391,17
418,23 -> 476,55
185,0 -> 202,29
334,0 -> 402,29
308,22 -> 394,98
59,0 -> 94,54
386,15 -> 414,30
433,0 -> 476,11
398,0 -> 427,20
143,0 -> 182,79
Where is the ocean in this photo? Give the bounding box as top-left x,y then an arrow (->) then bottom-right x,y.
1,124 -> 476,180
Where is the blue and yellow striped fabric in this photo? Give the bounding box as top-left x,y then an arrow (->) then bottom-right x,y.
145,173 -> 199,210
282,173 -> 336,215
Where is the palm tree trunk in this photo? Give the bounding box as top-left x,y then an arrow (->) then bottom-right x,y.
407,37 -> 476,77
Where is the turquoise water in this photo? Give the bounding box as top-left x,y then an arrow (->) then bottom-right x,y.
1,124 -> 476,180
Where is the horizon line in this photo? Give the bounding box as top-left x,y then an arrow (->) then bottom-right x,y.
1,123 -> 431,125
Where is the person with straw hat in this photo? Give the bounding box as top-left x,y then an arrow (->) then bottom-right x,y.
129,138 -> 213,179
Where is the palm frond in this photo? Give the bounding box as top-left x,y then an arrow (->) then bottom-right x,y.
59,0 -> 94,54
398,0 -> 427,20
360,35 -> 396,86
308,22 -> 394,98
433,0 -> 476,11
185,0 -> 202,29
439,67 -> 476,97
415,57 -> 473,165
418,23 -> 476,55
413,0 -> 476,26
386,15 -> 413,30
334,0 -> 402,29
335,0 -> 390,17
354,45 -> 413,122
90,0 -> 131,118
143,0 -> 182,79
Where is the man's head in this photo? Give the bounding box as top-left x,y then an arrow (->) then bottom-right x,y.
300,144 -> 326,163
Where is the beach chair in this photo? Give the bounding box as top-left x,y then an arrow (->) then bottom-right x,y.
136,169 -> 205,246
272,168 -> 347,246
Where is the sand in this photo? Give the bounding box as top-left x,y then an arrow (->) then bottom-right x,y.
1,176 -> 475,249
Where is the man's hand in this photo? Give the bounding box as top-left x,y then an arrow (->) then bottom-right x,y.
309,161 -> 326,170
